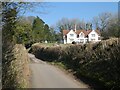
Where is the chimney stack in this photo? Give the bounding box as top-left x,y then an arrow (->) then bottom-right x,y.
75,24 -> 77,32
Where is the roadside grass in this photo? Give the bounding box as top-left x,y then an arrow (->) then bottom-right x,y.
32,42 -> 72,48
49,61 -> 67,70
48,61 -> 77,82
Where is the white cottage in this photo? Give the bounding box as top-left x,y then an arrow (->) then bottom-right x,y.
63,29 -> 101,44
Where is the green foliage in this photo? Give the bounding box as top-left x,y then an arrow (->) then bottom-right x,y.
2,2 -> 30,88
7,15 -> 58,46
32,16 -> 45,42
30,38 -> 120,89
32,16 -> 57,43
15,21 -> 33,44
2,2 -> 18,46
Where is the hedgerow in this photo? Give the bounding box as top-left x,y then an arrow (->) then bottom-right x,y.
30,38 -> 120,89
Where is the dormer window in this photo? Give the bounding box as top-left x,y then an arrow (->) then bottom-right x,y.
91,34 -> 95,37
70,34 -> 74,37
80,33 -> 84,37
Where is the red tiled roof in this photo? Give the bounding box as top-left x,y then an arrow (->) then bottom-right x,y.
63,30 -> 69,35
95,30 -> 101,35
63,30 -> 100,36
75,30 -> 91,36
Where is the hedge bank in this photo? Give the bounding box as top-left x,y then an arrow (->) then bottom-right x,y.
2,44 -> 30,88
30,38 -> 120,89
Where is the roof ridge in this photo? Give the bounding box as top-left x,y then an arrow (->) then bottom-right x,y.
63,29 -> 100,36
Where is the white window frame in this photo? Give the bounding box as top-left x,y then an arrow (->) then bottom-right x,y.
80,39 -> 84,43
70,34 -> 74,37
91,34 -> 95,37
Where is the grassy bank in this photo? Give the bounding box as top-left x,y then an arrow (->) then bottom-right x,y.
2,44 -> 30,88
29,38 -> 120,89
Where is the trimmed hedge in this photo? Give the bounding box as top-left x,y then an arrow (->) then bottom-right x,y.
30,38 -> 120,89
2,44 -> 30,88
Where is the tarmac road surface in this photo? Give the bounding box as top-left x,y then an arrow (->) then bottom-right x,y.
29,53 -> 89,88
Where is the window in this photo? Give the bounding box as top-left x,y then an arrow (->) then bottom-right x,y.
80,39 -> 84,43
70,34 -> 74,37
91,39 -> 95,41
70,39 -> 74,42
91,34 -> 95,37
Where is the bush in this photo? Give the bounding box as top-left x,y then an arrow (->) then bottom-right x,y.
72,41 -> 76,44
29,38 -> 120,89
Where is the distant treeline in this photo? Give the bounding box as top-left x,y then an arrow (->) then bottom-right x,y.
15,16 -> 61,47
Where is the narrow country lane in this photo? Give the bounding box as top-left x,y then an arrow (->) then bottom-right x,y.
29,53 -> 90,88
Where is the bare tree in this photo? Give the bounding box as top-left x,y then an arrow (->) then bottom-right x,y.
106,13 -> 120,38
92,16 -> 99,30
56,17 -> 86,33
92,12 -> 112,31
